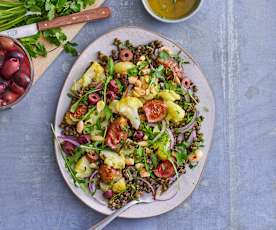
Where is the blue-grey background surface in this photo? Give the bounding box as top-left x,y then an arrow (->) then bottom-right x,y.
0,0 -> 275,229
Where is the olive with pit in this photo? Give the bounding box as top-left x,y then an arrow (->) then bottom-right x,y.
1,58 -> 20,80
9,80 -> 25,95
0,37 -> 14,50
13,71 -> 30,88
7,51 -> 24,63
2,90 -> 19,104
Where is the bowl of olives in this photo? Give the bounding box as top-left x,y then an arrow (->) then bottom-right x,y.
0,35 -> 34,109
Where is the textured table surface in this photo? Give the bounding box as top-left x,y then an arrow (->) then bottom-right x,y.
0,0 -> 275,230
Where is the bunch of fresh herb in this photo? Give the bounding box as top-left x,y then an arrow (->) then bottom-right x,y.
0,0 -> 96,57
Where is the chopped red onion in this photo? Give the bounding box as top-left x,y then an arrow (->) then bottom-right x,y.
58,135 -> 80,146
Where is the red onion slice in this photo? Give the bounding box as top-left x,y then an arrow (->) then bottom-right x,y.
187,130 -> 196,146
88,170 -> 98,193
58,134 -> 80,146
166,128 -> 175,149
177,111 -> 197,133
137,177 -> 156,197
123,84 -> 133,97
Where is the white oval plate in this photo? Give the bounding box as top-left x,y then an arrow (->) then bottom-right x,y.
54,26 -> 215,218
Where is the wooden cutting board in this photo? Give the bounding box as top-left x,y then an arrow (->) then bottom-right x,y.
33,0 -> 106,82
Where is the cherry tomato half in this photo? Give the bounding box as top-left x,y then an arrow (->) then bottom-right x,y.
154,160 -> 175,178
143,99 -> 167,123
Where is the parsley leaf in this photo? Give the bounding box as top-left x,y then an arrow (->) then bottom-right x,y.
64,41 -> 78,56
43,28 -> 67,46
20,33 -> 47,58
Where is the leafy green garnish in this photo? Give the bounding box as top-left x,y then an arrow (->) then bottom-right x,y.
127,67 -> 138,76
103,106 -> 112,120
103,75 -> 112,104
151,154 -> 158,169
107,57 -> 114,75
172,51 -> 190,66
149,65 -> 165,86
70,88 -> 99,113
79,143 -> 104,152
64,41 -> 78,56
164,80 -> 184,95
140,122 -> 154,140
20,33 -> 47,58
43,28 -> 78,56
115,79 -> 124,92
81,107 -> 96,121
175,142 -> 188,166
134,146 -> 143,163
159,50 -> 170,60
137,60 -> 149,70
0,0 -> 96,57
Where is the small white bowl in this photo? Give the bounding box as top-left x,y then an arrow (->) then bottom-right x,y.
141,0 -> 204,23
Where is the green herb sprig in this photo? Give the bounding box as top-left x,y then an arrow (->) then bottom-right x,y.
0,0 -> 95,57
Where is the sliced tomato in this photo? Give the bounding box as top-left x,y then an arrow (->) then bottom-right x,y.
143,100 -> 167,123
153,160 -> 175,178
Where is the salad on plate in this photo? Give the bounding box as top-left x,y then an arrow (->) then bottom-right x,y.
56,38 -> 205,209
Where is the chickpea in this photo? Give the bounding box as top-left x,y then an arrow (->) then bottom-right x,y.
76,120 -> 84,133
128,76 -> 138,84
